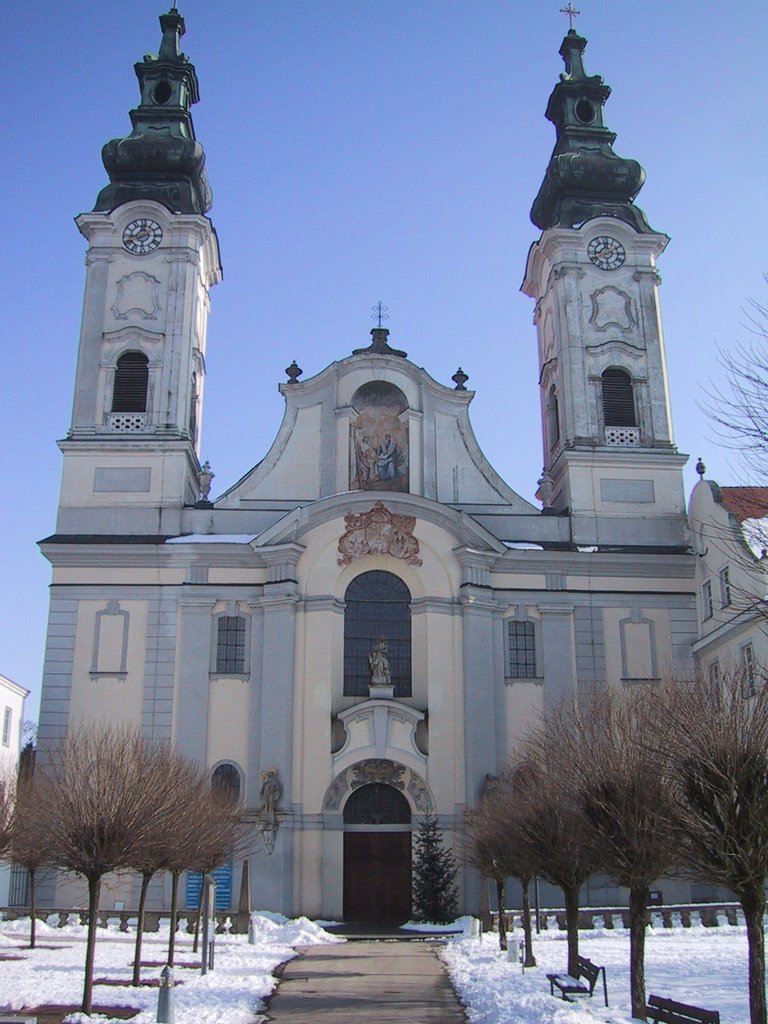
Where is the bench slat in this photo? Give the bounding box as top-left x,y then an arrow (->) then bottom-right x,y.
647,994 -> 720,1024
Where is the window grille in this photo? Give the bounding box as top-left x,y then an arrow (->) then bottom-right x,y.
701,580 -> 713,621
605,426 -> 640,446
507,621 -> 536,678
215,616 -> 246,674
343,571 -> 411,697
602,368 -> 636,427
112,351 -> 149,412
719,566 -> 732,607
107,412 -> 146,431
2,707 -> 10,746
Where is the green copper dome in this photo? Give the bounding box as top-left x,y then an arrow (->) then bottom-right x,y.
530,30 -> 651,233
94,7 -> 212,215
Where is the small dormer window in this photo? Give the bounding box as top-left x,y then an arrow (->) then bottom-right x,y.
112,352 -> 149,412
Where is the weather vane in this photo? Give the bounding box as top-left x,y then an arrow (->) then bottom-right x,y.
371,302 -> 390,328
560,3 -> 581,29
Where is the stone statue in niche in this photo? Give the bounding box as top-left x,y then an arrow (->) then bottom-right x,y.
369,636 -> 392,687
350,381 -> 409,492
259,768 -> 281,822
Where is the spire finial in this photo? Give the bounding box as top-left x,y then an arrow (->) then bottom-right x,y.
695,457 -> 706,478
560,4 -> 581,30
371,302 -> 389,328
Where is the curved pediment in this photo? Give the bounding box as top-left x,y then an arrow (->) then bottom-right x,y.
216,348 -> 537,513
251,489 -> 507,555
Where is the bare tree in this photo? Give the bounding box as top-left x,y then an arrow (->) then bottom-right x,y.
127,745 -> 211,985
654,673 -> 768,1024
42,725 -> 170,1013
550,688 -> 677,1019
465,777 -> 537,965
189,783 -> 248,953
0,769 -> 15,860
507,745 -> 598,977
9,770 -> 57,948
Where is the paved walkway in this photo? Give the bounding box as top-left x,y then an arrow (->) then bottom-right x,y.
264,940 -> 467,1022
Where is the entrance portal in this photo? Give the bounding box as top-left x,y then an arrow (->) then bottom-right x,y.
342,783 -> 411,923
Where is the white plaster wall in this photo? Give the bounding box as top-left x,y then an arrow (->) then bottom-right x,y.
69,600 -> 147,729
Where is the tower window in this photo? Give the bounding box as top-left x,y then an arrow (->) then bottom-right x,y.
344,571 -> 411,697
719,566 -> 732,608
215,615 -> 247,674
112,352 -> 149,412
701,580 -> 713,621
546,385 -> 560,450
2,707 -> 11,746
601,368 -> 636,427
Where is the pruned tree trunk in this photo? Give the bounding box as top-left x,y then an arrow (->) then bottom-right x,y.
564,883 -> 580,976
742,886 -> 767,1024
628,885 -> 649,1019
167,870 -> 180,966
29,869 -> 37,950
81,875 -> 102,1014
132,870 -> 153,985
495,876 -> 507,950
521,876 -> 536,968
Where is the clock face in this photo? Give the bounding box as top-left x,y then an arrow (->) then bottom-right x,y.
587,235 -> 626,271
122,218 -> 163,255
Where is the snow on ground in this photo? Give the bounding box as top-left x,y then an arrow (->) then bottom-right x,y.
0,913 -> 342,1024
441,921 -> 750,1024
0,913 -> 754,1024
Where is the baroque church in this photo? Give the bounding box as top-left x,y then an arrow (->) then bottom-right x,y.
37,7 -> 708,920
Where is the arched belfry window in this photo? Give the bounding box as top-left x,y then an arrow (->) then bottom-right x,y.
112,351 -> 149,412
546,385 -> 560,450
344,571 -> 411,697
601,368 -> 636,427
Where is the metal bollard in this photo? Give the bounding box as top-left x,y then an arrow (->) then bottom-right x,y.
157,964 -> 175,1024
248,915 -> 257,944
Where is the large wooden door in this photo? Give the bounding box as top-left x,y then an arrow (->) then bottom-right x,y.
343,830 -> 412,923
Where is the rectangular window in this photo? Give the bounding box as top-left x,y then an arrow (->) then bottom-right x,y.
708,661 -> 721,696
507,621 -> 536,678
2,707 -> 11,747
719,566 -> 732,608
743,643 -> 757,698
701,580 -> 713,621
215,616 -> 246,674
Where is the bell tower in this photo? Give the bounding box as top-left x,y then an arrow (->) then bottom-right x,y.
522,28 -> 687,547
58,6 -> 222,536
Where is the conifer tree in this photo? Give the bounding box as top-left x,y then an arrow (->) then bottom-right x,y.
412,813 -> 458,923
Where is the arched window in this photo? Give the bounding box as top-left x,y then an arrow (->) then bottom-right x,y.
343,783 -> 411,825
212,763 -> 241,803
112,351 -> 149,412
601,368 -> 636,427
344,571 -> 411,697
546,385 -> 560,449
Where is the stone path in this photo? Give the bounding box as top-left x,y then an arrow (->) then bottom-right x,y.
264,940 -> 467,1022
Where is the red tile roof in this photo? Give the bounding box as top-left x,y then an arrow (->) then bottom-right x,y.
719,486 -> 768,522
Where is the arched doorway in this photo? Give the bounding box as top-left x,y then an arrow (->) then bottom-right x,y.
343,783 -> 412,923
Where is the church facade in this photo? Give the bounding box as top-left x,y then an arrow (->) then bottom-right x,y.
37,9 -> 703,919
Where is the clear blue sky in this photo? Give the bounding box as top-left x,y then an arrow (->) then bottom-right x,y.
1,1 -> 765,723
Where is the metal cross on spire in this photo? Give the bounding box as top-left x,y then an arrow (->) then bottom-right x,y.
371,302 -> 390,328
560,3 -> 581,29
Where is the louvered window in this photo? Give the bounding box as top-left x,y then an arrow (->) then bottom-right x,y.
344,571 -> 411,697
216,615 -> 247,674
112,352 -> 149,412
601,368 -> 636,427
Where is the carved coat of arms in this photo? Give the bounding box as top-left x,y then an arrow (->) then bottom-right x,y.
337,501 -> 422,566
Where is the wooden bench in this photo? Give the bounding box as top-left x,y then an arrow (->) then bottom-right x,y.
547,955 -> 608,1006
645,994 -> 720,1024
